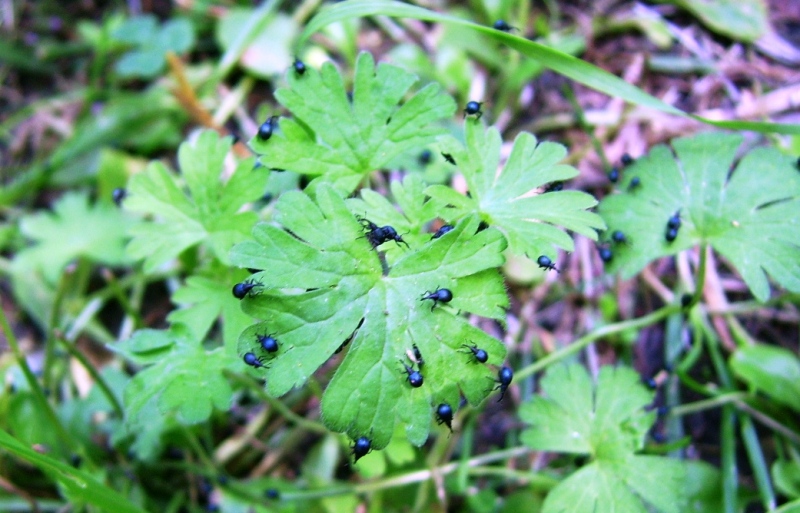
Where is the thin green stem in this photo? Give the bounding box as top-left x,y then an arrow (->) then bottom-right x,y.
457,411 -> 477,492
689,244 -> 708,307
674,369 -> 718,397
775,498 -> 800,513
669,392 -> 747,417
562,83 -> 610,171
0,308 -> 77,453
181,427 -> 216,472
101,270 -> 145,329
516,303 -> 680,380
467,466 -> 559,490
54,334 -> 124,418
721,405 -> 737,513
740,414 -> 776,511
213,0 -> 284,83
280,447 -> 534,501
225,371 -> 328,434
706,292 -> 800,315
412,423 -> 452,513
734,401 -> 800,447
43,267 -> 71,391
693,310 -> 733,389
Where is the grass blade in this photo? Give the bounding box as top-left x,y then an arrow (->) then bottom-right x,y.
0,430 -> 147,513
740,414 -> 777,511
299,0 -> 800,135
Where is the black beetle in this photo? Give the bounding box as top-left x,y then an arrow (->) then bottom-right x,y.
351,436 -> 372,462
436,403 -> 453,431
421,287 -> 453,311
461,343 -> 488,363
233,279 -> 261,299
493,366 -> 513,402
537,255 -> 558,272
464,101 -> 483,119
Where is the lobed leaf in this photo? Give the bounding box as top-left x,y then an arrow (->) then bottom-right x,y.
121,326 -> 238,427
126,130 -> 268,272
519,364 -> 686,513
248,52 -> 456,194
598,133 -> 800,302
427,122 -> 605,259
231,184 -> 509,448
14,191 -> 133,283
112,15 -> 195,78
167,266 -> 255,351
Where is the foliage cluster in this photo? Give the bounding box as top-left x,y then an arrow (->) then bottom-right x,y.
1,1 -> 799,512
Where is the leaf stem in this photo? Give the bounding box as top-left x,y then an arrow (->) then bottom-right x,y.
705,293 -> 800,315
467,466 -> 559,489
688,243 -> 708,307
43,263 -> 73,392
515,303 -> 680,380
721,405 -> 738,513
669,392 -> 747,417
740,414 -> 777,511
734,400 -> 800,447
561,83 -> 610,171
224,371 -> 328,434
279,446 -> 536,501
0,306 -> 78,454
54,332 -> 124,418
181,427 -> 217,473
213,0 -> 284,83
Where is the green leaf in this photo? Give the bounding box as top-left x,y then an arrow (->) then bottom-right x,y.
167,266 -> 255,350
248,52 -> 456,194
231,184 -> 508,448
597,133 -> 800,302
297,0 -> 800,135
730,344 -> 800,411
13,191 -> 133,283
0,429 -> 147,513
774,459 -> 800,499
112,15 -> 158,45
112,15 -> 195,78
121,326 -> 237,426
683,460 -> 726,513
215,10 -> 298,78
126,130 -> 268,272
428,121 -> 605,258
667,0 -> 767,42
344,175 -> 442,264
107,328 -> 177,366
519,364 -> 686,513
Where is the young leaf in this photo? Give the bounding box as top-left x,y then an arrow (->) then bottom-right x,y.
230,184 -> 509,448
667,0 -> 767,42
598,133 -> 800,302
167,265 -> 255,350
13,191 -> 133,283
730,344 -> 800,412
112,15 -> 195,78
126,130 -> 268,272
427,122 -> 605,258
248,52 -> 456,194
345,176 -> 441,263
120,325 -> 237,426
519,364 -> 686,513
